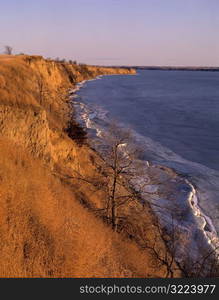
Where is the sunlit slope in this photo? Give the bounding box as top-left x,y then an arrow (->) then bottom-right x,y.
0,55 -> 173,277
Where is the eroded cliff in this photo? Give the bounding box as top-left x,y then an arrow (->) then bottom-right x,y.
0,54 -> 176,277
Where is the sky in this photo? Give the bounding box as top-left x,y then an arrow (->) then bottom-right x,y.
0,0 -> 219,66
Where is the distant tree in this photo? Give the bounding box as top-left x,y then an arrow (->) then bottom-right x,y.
68,60 -> 77,65
4,45 -> 13,55
78,63 -> 92,77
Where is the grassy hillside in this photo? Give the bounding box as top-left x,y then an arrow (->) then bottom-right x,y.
0,54 -> 178,277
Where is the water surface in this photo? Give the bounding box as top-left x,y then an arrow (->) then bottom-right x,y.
75,70 -> 219,233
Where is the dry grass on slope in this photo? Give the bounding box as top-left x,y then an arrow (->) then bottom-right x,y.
0,55 -> 134,132
0,138 -> 167,277
0,55 -> 70,132
0,54 -> 173,278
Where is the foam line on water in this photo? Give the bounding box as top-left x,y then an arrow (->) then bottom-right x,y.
70,76 -> 219,268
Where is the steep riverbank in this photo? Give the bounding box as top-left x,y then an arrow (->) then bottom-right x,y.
0,54 -> 180,277
72,75 -> 219,277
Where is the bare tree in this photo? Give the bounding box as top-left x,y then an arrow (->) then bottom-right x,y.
4,45 -> 13,55
68,60 -> 77,65
179,245 -> 219,277
137,205 -> 219,278
88,123 -> 147,231
143,210 -> 219,277
141,215 -> 177,277
67,121 -> 219,277
66,122 -> 146,230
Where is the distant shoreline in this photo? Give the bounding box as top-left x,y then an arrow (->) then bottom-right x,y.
97,65 -> 219,72
134,66 -> 219,72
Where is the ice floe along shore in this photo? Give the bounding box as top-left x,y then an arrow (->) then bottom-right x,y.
69,77 -> 219,275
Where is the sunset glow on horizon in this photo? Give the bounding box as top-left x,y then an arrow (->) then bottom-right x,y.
0,0 -> 219,66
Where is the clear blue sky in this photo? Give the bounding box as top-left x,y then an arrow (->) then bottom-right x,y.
0,0 -> 219,66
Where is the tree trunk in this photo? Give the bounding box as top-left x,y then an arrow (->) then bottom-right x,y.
111,196 -> 117,231
111,145 -> 118,231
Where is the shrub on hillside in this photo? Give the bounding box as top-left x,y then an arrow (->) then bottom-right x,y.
65,121 -> 87,146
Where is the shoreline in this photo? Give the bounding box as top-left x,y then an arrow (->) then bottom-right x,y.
3,54 -> 183,277
117,66 -> 219,72
71,77 -> 219,273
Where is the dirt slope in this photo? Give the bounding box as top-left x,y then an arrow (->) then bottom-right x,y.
0,54 -> 178,277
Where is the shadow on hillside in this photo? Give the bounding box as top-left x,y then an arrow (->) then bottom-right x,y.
65,120 -> 87,146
